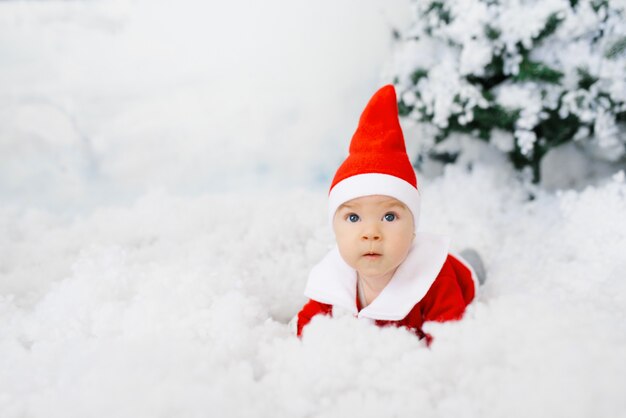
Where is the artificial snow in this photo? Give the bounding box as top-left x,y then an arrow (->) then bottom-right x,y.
2,165 -> 626,417
2,1 -> 626,417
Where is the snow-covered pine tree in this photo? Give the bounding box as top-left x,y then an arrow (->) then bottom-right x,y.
392,0 -> 626,182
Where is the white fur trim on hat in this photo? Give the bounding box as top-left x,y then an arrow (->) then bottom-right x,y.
328,173 -> 421,230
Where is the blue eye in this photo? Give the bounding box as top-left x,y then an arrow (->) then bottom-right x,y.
348,214 -> 360,223
384,213 -> 396,222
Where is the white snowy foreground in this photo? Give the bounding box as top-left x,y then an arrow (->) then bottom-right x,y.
2,164 -> 626,417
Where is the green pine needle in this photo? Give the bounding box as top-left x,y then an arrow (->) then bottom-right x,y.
410,69 -> 429,85
605,36 -> 626,59
534,13 -> 564,44
576,67 -> 598,90
513,60 -> 563,84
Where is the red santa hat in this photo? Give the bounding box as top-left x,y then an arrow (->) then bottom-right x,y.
328,84 -> 420,229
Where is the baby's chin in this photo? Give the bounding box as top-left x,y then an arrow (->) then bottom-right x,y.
356,264 -> 398,281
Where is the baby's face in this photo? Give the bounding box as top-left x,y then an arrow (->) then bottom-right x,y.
333,195 -> 415,283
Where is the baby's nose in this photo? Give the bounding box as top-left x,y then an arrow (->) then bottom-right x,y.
361,229 -> 381,241
363,234 -> 381,241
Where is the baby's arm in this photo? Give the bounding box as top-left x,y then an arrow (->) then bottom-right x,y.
296,299 -> 333,337
421,273 -> 468,324
403,274 -> 467,345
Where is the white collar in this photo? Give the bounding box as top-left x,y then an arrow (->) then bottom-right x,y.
304,232 -> 450,321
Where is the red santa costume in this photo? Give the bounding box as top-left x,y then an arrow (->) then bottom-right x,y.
296,85 -> 479,343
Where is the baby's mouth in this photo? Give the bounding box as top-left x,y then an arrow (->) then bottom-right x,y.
363,251 -> 382,258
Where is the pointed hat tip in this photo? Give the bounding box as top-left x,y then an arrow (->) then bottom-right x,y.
379,84 -> 396,93
364,84 -> 398,114
374,84 -> 397,101
357,84 -> 400,127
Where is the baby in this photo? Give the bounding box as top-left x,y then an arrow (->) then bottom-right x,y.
296,85 -> 483,344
